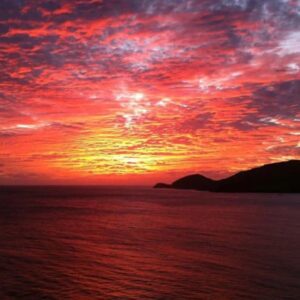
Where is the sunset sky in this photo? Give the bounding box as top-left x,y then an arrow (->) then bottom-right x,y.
0,0 -> 299,185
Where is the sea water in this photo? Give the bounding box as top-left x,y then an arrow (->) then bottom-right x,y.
0,186 -> 299,299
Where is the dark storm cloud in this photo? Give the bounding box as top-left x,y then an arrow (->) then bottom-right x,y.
0,24 -> 10,35
41,0 -> 61,11
0,0 -> 297,66
0,0 -> 298,25
226,80 -> 300,132
0,33 -> 43,49
252,80 -> 300,118
0,0 -> 24,19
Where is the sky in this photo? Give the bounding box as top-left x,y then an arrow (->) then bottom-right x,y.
0,0 -> 299,185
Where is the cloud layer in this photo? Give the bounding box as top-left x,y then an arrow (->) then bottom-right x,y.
0,0 -> 299,184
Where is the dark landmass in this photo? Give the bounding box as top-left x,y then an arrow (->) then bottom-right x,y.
215,160 -> 300,193
154,160 -> 300,193
172,174 -> 216,190
153,183 -> 171,189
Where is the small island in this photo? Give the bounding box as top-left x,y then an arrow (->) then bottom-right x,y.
154,160 -> 300,193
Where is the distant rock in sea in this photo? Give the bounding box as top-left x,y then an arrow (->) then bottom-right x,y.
154,160 -> 300,193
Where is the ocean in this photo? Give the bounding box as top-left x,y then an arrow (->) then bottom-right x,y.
0,186 -> 299,299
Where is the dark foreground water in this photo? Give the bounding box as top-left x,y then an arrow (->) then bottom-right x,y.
0,186 -> 299,300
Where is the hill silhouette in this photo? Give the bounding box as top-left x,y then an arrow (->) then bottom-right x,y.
172,174 -> 216,190
154,160 -> 300,193
153,183 -> 171,189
